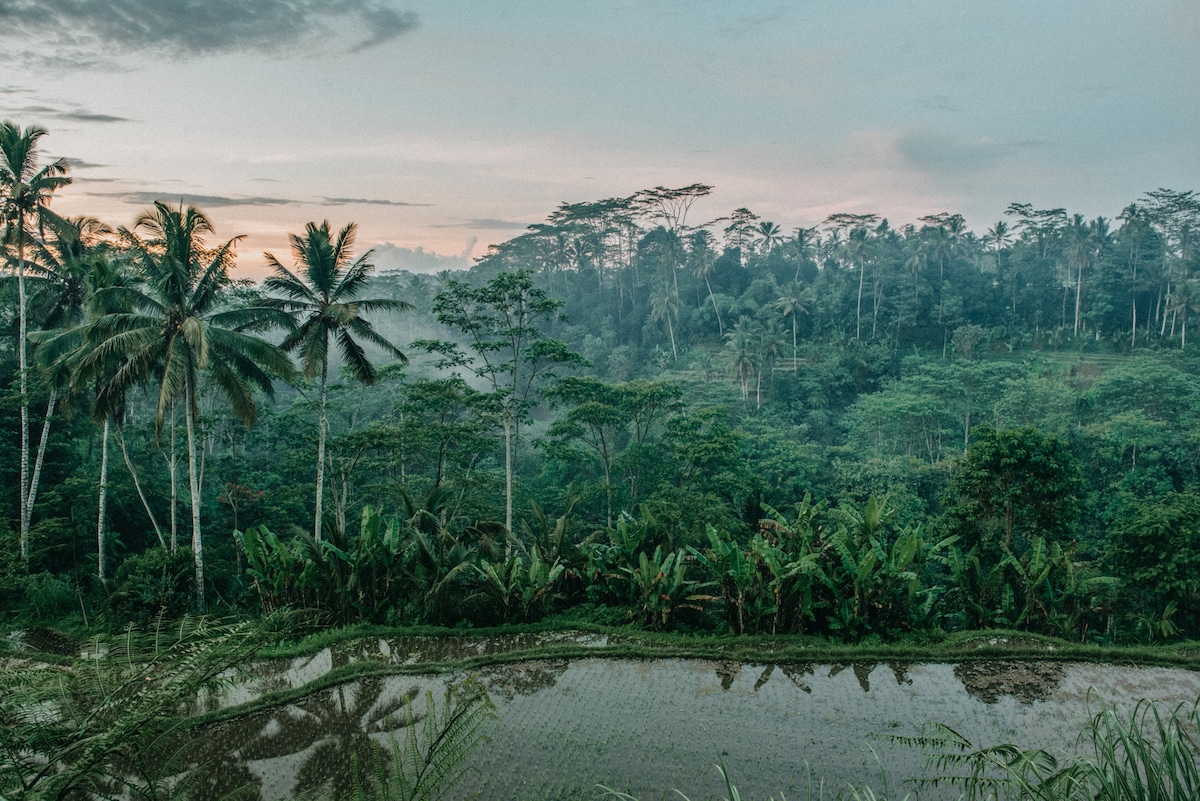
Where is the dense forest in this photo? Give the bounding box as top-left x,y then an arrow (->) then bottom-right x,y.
5,123 -> 1200,643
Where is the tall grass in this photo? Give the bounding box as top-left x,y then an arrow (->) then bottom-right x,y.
906,696 -> 1200,800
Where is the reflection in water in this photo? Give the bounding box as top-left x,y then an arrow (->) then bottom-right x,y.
479,659 -> 569,700
715,661 -> 740,690
954,661 -> 1067,705
193,677 -> 426,800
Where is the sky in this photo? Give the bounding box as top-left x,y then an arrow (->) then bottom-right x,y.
2,0 -> 1198,278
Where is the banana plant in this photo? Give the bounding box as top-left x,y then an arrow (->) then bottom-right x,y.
619,546 -> 715,630
472,547 -> 566,623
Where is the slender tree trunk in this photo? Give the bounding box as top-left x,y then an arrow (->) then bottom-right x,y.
185,385 -> 204,608
792,317 -> 798,373
168,406 -> 178,552
1074,262 -> 1083,336
17,221 -> 29,561
117,423 -> 166,549
856,260 -> 865,340
1132,299 -> 1137,350
503,417 -> 514,534
24,387 -> 56,546
97,417 -> 110,581
314,369 -> 328,540
705,277 -> 724,336
665,312 -> 677,360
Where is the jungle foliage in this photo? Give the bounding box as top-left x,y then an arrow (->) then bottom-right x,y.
5,124 -> 1200,643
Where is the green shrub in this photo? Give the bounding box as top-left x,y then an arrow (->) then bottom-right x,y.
108,548 -> 195,621
22,571 -> 76,624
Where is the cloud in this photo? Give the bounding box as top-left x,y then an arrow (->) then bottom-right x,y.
90,191 -> 302,208
434,218 -> 533,231
2,103 -> 132,124
0,0 -> 419,63
895,130 -> 1062,178
58,111 -> 132,123
895,130 -> 1006,175
322,196 -> 432,207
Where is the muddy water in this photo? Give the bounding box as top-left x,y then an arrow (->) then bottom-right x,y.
192,656 -> 1200,801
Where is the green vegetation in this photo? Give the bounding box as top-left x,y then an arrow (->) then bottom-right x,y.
4,124 -> 1200,651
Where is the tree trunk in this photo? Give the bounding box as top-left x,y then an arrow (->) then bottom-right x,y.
705,277 -> 724,336
314,369 -> 328,540
185,386 -> 204,608
503,418 -> 514,535
792,317 -> 797,373
665,312 -> 677,360
168,406 -> 178,552
24,387 -> 56,549
17,219 -> 29,561
856,260 -> 865,340
1074,262 -> 1083,336
97,417 -> 110,581
117,423 -> 166,549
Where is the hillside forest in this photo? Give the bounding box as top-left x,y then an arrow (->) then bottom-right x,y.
5,123 -> 1200,643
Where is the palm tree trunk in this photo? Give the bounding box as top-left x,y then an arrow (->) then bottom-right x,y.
185,385 -> 204,608
314,370 -> 328,540
17,220 -> 29,561
24,387 -> 56,547
117,423 -> 166,549
97,417 -> 110,581
503,418 -> 514,535
705,277 -> 723,336
666,312 -> 677,360
1074,263 -> 1083,336
168,405 -> 178,552
1132,299 -> 1137,350
792,317 -> 798,373
856,260 -> 865,340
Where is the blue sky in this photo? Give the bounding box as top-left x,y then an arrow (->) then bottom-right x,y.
2,0 -> 1197,276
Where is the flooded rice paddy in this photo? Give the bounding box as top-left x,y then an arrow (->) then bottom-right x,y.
180,637 -> 1200,801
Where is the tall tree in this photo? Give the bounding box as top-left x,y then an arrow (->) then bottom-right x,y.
774,281 -> 810,373
0,122 -> 71,561
84,202 -> 293,605
26,216 -> 125,578
264,221 -> 412,539
419,270 -> 582,533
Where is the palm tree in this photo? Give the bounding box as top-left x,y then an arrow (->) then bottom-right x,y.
754,221 -> 784,256
26,216 -> 126,578
773,281 -> 809,373
84,202 -> 294,605
842,226 -> 873,340
0,121 -> 71,561
1167,279 -> 1200,348
687,229 -> 723,335
787,226 -> 819,283
32,245 -> 139,580
724,321 -> 758,402
264,221 -> 412,539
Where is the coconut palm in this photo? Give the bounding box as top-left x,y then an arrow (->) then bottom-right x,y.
0,121 -> 71,561
83,202 -> 294,605
1167,279 -> 1200,349
264,221 -> 412,539
687,229 -> 723,335
773,281 -> 809,373
26,217 -> 131,578
754,220 -> 785,256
